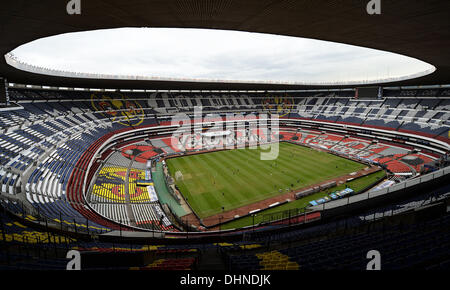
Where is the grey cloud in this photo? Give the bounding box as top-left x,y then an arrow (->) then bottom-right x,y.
10,27 -> 434,83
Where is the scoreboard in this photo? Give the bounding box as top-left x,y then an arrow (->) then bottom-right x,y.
355,87 -> 383,99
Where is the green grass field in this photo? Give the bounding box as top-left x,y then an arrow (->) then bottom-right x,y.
220,169 -> 386,229
166,142 -> 367,219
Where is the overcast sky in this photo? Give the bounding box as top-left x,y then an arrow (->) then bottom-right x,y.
9,27 -> 435,84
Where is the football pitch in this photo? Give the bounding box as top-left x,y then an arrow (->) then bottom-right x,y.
166,142 -> 366,219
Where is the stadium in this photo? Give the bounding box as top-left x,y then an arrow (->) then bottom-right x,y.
0,1 -> 449,275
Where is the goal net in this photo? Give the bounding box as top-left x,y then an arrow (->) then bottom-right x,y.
175,171 -> 184,181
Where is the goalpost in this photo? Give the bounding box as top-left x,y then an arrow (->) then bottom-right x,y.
175,170 -> 184,181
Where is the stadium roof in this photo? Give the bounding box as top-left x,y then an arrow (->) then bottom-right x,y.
1,0 -> 449,90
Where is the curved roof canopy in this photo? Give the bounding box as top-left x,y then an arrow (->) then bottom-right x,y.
0,0 -> 449,90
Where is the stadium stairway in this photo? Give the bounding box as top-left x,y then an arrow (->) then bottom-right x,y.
197,247 -> 227,271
